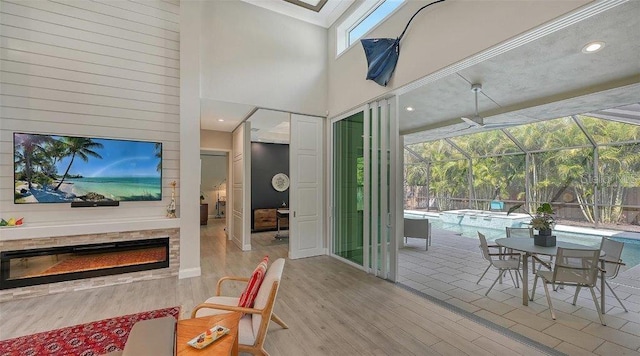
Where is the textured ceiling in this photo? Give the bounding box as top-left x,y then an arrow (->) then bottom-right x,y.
401,0 -> 640,143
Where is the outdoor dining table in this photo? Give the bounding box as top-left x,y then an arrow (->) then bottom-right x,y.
494,237 -> 604,308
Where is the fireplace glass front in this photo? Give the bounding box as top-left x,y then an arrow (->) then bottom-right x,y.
1,238 -> 169,289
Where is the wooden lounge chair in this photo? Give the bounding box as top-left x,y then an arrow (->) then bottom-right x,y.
192,258 -> 288,355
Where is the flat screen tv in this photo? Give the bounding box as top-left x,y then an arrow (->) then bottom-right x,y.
14,133 -> 162,204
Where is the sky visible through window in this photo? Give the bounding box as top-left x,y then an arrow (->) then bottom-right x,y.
348,0 -> 404,46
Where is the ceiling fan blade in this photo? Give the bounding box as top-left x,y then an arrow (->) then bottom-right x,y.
461,116 -> 484,127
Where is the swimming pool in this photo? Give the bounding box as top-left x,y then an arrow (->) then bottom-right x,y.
405,211 -> 640,269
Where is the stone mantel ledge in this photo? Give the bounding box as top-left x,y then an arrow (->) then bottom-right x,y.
0,218 -> 181,241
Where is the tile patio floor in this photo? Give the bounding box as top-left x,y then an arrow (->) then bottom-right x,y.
399,228 -> 640,355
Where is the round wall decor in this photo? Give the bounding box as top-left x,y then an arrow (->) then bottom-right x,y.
272,173 -> 290,192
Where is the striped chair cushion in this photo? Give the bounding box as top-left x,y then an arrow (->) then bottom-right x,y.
238,256 -> 269,308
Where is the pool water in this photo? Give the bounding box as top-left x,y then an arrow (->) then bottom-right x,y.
424,217 -> 640,269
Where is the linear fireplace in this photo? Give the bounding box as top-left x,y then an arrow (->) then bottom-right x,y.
0,238 -> 169,290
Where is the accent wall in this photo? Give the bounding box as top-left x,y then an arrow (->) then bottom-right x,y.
251,142 -> 290,212
0,0 -> 180,232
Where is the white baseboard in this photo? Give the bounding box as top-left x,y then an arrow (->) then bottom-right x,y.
178,267 -> 201,279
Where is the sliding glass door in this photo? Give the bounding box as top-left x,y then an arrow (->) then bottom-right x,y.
332,111 -> 365,265
331,99 -> 398,280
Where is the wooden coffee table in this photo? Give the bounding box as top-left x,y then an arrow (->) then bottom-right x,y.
176,312 -> 242,355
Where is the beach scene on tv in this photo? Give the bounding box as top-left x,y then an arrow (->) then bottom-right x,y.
14,133 -> 162,204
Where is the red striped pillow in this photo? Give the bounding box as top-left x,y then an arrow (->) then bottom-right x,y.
238,256 -> 269,308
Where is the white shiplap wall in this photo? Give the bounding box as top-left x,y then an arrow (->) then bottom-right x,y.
0,0 -> 180,228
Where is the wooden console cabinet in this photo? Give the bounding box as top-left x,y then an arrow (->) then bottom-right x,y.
253,208 -> 288,231
200,204 -> 208,225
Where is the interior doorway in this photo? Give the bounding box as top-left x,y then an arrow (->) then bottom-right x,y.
200,151 -> 228,228
245,110 -> 325,259
198,102 -> 324,258
247,110 -> 292,249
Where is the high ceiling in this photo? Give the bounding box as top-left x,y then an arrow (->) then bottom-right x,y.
200,0 -> 353,137
200,1 -> 640,145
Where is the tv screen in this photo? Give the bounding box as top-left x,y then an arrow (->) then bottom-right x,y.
14,133 -> 162,204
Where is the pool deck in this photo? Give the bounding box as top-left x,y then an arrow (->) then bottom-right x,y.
399,227 -> 640,355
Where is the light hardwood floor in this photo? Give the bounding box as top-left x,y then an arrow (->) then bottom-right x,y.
1,221 -> 552,355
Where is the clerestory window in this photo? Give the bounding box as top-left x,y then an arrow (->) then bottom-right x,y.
336,0 -> 406,56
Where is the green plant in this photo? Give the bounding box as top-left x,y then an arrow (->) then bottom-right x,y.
508,202 -> 555,231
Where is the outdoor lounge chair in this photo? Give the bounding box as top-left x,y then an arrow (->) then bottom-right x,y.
404,217 -> 431,250
490,201 -> 504,211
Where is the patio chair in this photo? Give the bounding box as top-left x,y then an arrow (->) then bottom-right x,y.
476,232 -> 522,296
505,226 -> 533,239
505,227 -> 552,273
192,258 -> 288,355
531,247 -> 605,325
404,217 -> 431,250
600,238 -> 628,312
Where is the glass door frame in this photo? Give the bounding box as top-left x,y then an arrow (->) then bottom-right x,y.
328,99 -> 399,281
329,106 -> 368,271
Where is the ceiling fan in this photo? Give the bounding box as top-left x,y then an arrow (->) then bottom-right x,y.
460,83 -> 519,129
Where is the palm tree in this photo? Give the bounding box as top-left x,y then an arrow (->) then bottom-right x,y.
14,134 -> 51,189
154,142 -> 162,172
47,139 -> 69,169
54,137 -> 104,191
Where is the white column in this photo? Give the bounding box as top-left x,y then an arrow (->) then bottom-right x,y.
179,0 -> 202,279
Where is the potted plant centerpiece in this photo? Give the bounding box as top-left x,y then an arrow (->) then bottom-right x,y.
507,202 -> 556,246
530,203 -> 555,237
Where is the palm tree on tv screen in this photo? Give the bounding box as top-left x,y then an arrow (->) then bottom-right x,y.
48,139 -> 69,168
15,134 -> 52,189
54,137 -> 104,191
154,142 -> 162,172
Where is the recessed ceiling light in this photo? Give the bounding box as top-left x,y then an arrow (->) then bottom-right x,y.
582,41 -> 605,53
406,107 -> 414,112
217,119 -> 224,122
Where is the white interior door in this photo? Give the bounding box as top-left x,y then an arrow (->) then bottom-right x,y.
231,122 -> 251,251
289,114 -> 324,259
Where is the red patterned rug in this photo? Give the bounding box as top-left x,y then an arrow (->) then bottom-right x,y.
0,306 -> 180,356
